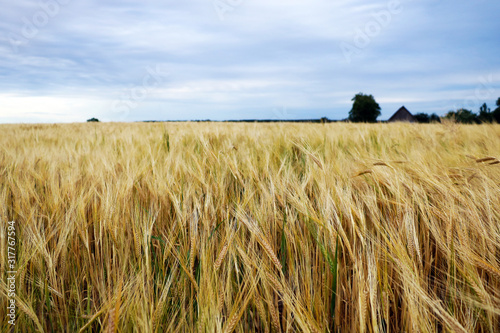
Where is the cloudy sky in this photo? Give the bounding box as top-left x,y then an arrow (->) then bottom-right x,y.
1,0 -> 499,122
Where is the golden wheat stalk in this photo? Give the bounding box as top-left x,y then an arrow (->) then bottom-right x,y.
353,169 -> 373,177
266,272 -> 284,294
259,236 -> 283,272
476,157 -> 496,163
190,210 -> 198,272
214,241 -> 230,271
4,122 -> 500,332
217,285 -> 225,313
255,295 -> 269,333
268,297 -> 281,332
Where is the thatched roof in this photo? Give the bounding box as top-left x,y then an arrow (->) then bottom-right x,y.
388,106 -> 416,122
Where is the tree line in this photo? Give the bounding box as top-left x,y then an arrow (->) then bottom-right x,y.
443,101 -> 500,124
348,93 -> 500,123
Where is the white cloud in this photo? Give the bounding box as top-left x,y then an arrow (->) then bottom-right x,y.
0,0 -> 499,122
0,94 -> 109,123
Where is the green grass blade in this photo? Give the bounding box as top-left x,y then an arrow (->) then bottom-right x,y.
331,234 -> 339,331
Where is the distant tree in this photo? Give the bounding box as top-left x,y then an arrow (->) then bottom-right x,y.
414,112 -> 441,123
414,113 -> 430,123
456,109 -> 478,124
445,109 -> 478,124
87,117 -> 100,122
445,110 -> 455,118
493,98 -> 500,123
348,93 -> 381,123
429,113 -> 441,123
478,103 -> 493,123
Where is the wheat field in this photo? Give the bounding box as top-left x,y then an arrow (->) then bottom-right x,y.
1,122 -> 499,332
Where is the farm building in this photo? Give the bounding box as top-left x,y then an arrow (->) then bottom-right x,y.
388,106 -> 416,122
